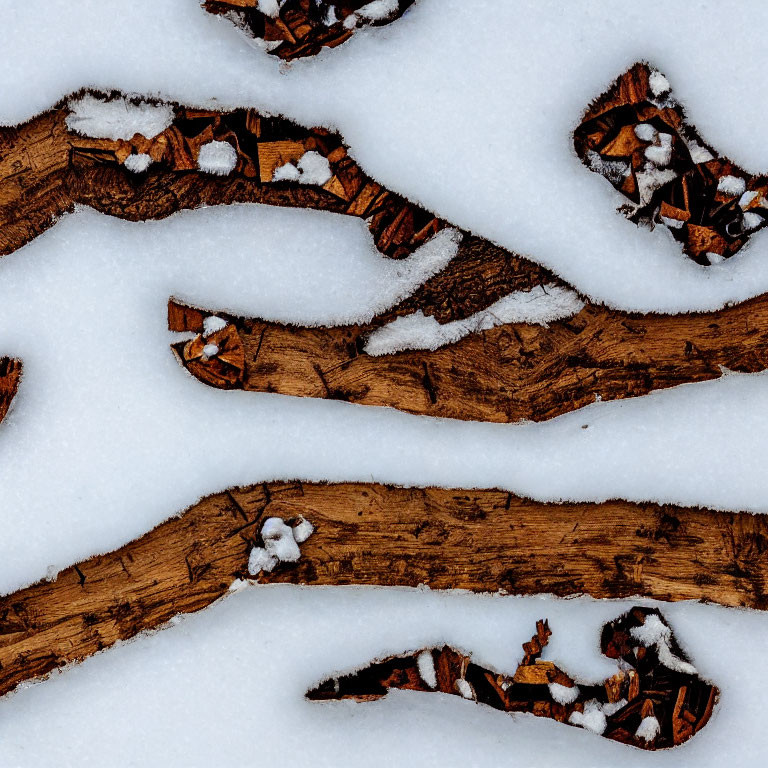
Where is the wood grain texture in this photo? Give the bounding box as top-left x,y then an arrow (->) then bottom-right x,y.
171,288 -> 768,423
1,481 -> 767,699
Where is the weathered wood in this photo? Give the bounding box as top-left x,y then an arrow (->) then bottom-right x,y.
0,95 -> 449,265
307,607 -> 718,750
170,287 -> 768,423
204,0 -> 417,61
1,481 -> 767,700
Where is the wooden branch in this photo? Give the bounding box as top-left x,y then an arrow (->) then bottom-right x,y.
170,285 -> 768,423
204,0 -> 417,61
1,480 -> 767,700
307,607 -> 718,750
575,62 -> 768,265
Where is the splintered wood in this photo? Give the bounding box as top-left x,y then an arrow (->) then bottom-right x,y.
203,0 -> 416,61
0,96 -> 443,261
307,607 -> 718,750
575,62 -> 768,265
0,481 -> 766,705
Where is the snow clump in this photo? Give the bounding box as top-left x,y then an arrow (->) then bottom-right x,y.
630,614 -> 697,675
202,315 -> 228,338
548,682 -> 580,705
635,715 -> 661,742
569,700 -> 607,734
123,153 -> 153,173
718,175 -> 747,197
343,0 -> 399,28
66,94 -> 174,140
248,517 -> 315,576
197,141 -> 238,175
364,284 -> 584,355
416,650 -> 437,688
273,151 -> 332,185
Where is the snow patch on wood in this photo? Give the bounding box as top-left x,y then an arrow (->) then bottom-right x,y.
66,94 -> 173,140
364,284 -> 584,355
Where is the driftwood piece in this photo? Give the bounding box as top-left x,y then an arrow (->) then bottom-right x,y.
307,607 -> 718,751
170,286 -> 768,423
575,62 -> 768,265
204,0 -> 416,61
1,480 -> 767,701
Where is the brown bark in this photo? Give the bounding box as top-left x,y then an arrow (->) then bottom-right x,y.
171,286 -> 768,423
307,607 -> 718,750
1,480 -> 767,700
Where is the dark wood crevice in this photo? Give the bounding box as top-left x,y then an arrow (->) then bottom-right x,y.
307,607 -> 718,751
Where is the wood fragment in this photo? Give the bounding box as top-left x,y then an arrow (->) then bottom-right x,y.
203,0 -> 416,61
306,606 -> 718,751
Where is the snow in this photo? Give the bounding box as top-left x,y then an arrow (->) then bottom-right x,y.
549,682 -> 580,705
257,0 -> 281,18
292,517 -> 315,544
0,588 -> 766,765
634,123 -> 657,142
201,343 -> 219,359
630,614 -> 697,675
417,650 -> 437,689
202,315 -> 228,337
197,140 -> 238,175
65,93 -> 173,140
364,284 -> 584,355
636,715 -> 661,742
717,175 -> 747,197
261,517 -> 302,562
273,151 -> 333,185
123,152 -> 153,173
648,70 -> 671,97
248,546 -> 278,575
455,678 -> 474,700
568,699 -> 607,735
3,1 -> 768,763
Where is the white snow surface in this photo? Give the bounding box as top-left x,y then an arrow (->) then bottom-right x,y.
636,715 -> 661,742
65,93 -> 174,140
0,588 -> 765,765
3,2 -> 768,764
417,650 -> 438,689
569,699 -> 607,735
364,284 -> 584,355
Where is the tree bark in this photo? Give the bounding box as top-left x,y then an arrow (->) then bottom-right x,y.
170,285 -> 768,423
1,480 -> 767,700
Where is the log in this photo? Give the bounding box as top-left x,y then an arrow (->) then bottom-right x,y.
170,286 -> 768,423
1,480 -> 767,700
